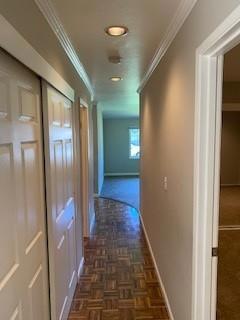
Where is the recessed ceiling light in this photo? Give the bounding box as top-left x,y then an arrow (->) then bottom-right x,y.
105,26 -> 128,37
110,77 -> 122,82
108,56 -> 122,64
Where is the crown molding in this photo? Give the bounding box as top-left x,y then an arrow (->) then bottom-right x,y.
34,0 -> 94,99
0,14 -> 74,101
137,0 -> 197,93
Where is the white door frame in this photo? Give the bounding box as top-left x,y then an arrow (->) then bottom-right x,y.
79,98 -> 90,237
192,4 -> 240,320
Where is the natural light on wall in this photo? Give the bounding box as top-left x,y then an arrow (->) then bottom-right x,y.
129,128 -> 140,159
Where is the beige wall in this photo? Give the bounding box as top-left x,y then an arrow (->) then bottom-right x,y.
140,1 -> 240,319
92,104 -> 104,195
220,112 -> 240,185
0,0 -> 93,269
103,118 -> 140,174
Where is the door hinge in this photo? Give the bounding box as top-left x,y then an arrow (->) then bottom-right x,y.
212,247 -> 218,257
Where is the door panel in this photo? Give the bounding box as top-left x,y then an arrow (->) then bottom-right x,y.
0,144 -> 16,281
0,49 -> 49,319
43,84 -> 77,320
22,142 -> 41,245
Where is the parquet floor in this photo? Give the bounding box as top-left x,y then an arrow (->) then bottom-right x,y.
68,198 -> 169,320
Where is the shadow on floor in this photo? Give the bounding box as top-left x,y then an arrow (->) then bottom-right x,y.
100,176 -> 140,210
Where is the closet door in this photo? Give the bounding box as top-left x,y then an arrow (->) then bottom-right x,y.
42,83 -> 77,320
0,50 -> 50,319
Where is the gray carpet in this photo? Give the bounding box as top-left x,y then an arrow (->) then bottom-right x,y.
100,176 -> 140,210
217,187 -> 240,319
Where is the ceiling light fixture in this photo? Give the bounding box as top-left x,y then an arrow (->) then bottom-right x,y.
105,26 -> 128,37
108,56 -> 122,64
110,77 -> 122,82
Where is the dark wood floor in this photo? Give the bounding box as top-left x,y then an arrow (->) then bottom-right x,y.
68,198 -> 169,319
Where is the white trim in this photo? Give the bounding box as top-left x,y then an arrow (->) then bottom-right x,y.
137,0 -> 197,93
34,0 -> 94,99
104,172 -> 140,177
139,213 -> 174,320
90,212 -> 95,235
79,98 -> 89,108
193,4 -> 240,320
222,103 -> 240,111
77,257 -> 84,280
0,14 -> 74,101
94,193 -> 100,197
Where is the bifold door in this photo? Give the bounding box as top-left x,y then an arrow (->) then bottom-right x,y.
42,83 -> 77,320
0,49 -> 50,319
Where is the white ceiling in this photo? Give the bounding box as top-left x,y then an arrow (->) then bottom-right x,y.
50,0 -> 181,118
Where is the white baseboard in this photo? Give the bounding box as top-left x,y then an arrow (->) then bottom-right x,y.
139,213 -> 174,320
77,257 -> 84,280
221,184 -> 240,187
105,172 -> 139,177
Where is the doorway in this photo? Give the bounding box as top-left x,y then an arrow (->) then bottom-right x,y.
216,45 -> 240,320
193,7 -> 240,320
100,118 -> 140,210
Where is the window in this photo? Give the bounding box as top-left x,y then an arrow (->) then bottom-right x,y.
129,128 -> 140,159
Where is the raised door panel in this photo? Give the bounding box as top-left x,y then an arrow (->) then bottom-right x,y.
52,100 -> 62,127
0,144 -> 19,290
63,102 -> 71,128
21,142 -> 41,247
67,217 -> 76,289
9,305 -> 22,320
65,140 -> 73,201
53,141 -> 65,220
19,88 -> 37,122
55,234 -> 68,320
0,76 -> 10,120
28,266 -> 45,320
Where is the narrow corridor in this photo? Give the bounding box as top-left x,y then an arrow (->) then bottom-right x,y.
100,177 -> 140,210
68,198 -> 169,319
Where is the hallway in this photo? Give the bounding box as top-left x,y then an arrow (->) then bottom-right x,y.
68,198 -> 169,319
2,1 -> 240,319
100,177 -> 140,210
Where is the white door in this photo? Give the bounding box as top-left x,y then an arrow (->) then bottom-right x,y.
42,83 -> 77,320
0,50 -> 50,319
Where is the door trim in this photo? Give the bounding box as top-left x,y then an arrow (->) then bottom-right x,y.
41,80 -> 57,320
0,14 -> 74,101
192,4 -> 240,320
79,99 -> 90,237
